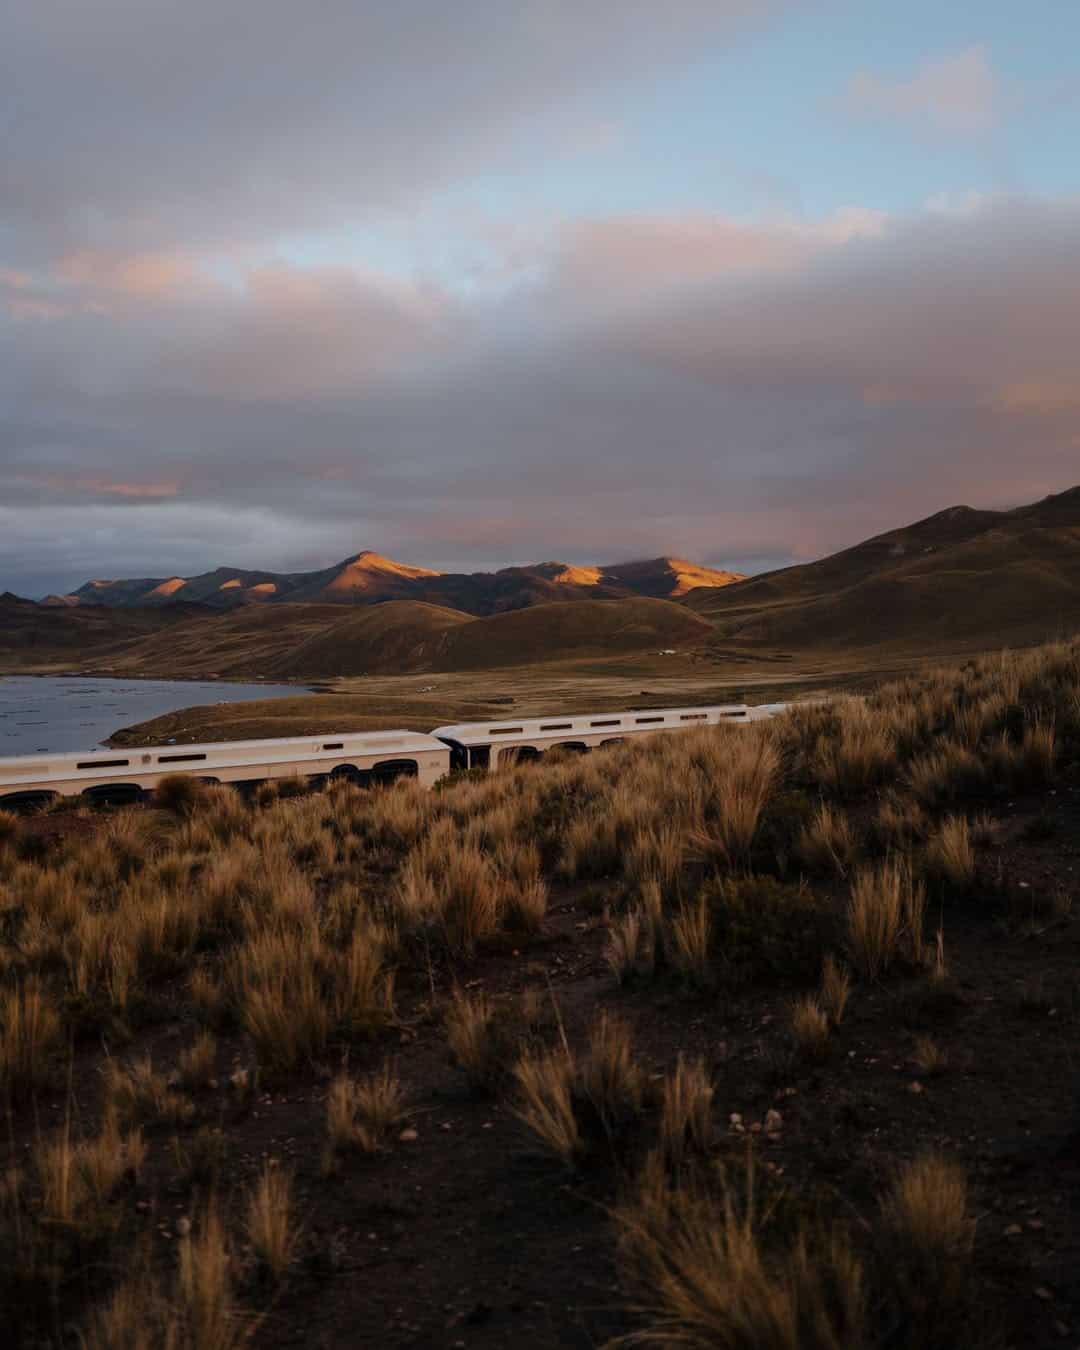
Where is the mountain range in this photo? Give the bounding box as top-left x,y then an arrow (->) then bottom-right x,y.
44,553 -> 744,616
6,486 -> 1080,680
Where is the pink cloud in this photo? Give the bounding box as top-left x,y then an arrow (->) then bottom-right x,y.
17,472 -> 181,501
845,46 -> 999,135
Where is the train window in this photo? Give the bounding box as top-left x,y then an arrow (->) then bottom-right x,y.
77,758 -> 129,769
635,716 -> 665,724
539,722 -> 572,731
590,719 -> 621,727
502,745 -> 540,763
322,742 -> 345,750
469,746 -> 491,769
720,711 -> 747,719
489,727 -> 523,735
680,714 -> 708,722
371,758 -> 418,783
158,752 -> 208,763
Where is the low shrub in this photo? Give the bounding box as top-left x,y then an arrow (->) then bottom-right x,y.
703,876 -> 839,988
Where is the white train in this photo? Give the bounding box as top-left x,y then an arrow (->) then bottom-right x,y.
0,702 -> 790,809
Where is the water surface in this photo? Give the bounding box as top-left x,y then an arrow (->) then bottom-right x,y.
0,676 -> 303,756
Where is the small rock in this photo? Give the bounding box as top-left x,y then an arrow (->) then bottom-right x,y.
176,1216 -> 191,1237
764,1109 -> 783,1131
729,1113 -> 743,1125
399,1128 -> 419,1143
1004,1224 -> 1023,1237
1035,1286 -> 1054,1301
1027,1219 -> 1045,1231
908,1081 -> 925,1095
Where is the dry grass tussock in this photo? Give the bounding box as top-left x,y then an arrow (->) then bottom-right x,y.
246,1162 -> 297,1283
790,995 -> 831,1061
847,859 -> 926,981
614,1154 -> 867,1350
325,1063 -> 409,1162
615,1143 -> 977,1350
657,1056 -> 713,1173
924,816 -> 976,890
796,802 -> 858,877
812,699 -> 898,797
514,1046 -> 582,1167
819,956 -> 851,1027
689,731 -> 780,869
877,1153 -> 974,1348
0,979 -> 62,1104
514,1012 -> 646,1166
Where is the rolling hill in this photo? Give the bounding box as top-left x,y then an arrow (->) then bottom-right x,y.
0,592 -> 205,670
56,551 -> 743,615
686,486 -> 1080,649
69,597 -> 715,680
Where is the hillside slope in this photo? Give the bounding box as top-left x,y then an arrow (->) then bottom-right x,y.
22,595 -> 714,680
687,487 -> 1080,649
428,598 -> 714,671
0,593 -> 205,669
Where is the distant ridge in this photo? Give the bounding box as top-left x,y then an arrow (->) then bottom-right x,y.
59,551 -> 744,616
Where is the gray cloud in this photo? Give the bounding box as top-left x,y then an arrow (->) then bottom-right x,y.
5,194 -> 1080,598
3,0 -> 775,262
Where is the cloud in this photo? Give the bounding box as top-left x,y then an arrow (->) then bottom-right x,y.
3,195 -> 1080,596
844,46 -> 1000,136
2,0 -> 781,264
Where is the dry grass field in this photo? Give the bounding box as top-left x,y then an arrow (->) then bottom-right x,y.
2,638 -> 1080,1347
107,645 -> 919,747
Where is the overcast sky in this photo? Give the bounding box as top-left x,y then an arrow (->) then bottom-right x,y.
4,1 -> 1080,597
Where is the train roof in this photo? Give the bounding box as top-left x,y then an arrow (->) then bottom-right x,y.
0,728 -> 448,773
430,704 -> 751,746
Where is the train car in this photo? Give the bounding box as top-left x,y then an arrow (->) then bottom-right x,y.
429,703 -> 757,771
0,730 -> 451,809
0,701 -> 798,808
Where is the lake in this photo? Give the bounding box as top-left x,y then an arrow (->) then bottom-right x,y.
0,676 -> 304,756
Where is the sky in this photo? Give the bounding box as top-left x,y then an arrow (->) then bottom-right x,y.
3,1 -> 1080,597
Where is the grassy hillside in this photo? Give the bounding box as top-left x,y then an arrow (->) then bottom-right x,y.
687,487 -> 1080,649
428,597 -> 713,671
0,593 -> 203,670
13,595 -> 714,683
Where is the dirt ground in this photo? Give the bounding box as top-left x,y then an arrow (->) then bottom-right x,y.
9,780 -> 1079,1350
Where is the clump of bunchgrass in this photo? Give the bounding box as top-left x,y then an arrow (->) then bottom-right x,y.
0,978 -> 62,1103
246,1161 -> 297,1283
656,1055 -> 713,1173
324,1064 -> 410,1167
790,995 -> 831,1061
613,1153 -> 867,1350
819,955 -> 851,1027
847,859 -> 925,981
877,1153 -> 974,1350
924,816 -> 976,891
